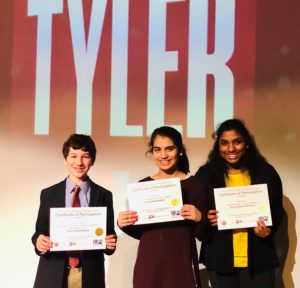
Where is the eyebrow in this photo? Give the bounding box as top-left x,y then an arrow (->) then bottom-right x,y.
153,145 -> 176,149
69,152 -> 91,156
219,137 -> 244,141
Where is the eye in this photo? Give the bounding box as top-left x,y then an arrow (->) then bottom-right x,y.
153,147 -> 160,153
219,140 -> 228,146
166,146 -> 175,152
233,138 -> 244,145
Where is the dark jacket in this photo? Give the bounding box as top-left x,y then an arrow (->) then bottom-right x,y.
32,179 -> 115,288
195,163 -> 284,275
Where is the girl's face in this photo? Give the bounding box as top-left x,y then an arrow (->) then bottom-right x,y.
152,135 -> 179,173
218,129 -> 247,167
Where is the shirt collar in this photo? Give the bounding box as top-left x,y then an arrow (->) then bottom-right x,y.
66,176 -> 90,194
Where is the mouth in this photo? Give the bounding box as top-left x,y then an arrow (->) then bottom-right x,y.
74,167 -> 85,172
158,160 -> 174,168
226,153 -> 240,160
227,153 -> 238,157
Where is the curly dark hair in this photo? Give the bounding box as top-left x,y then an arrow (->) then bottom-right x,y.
62,134 -> 96,164
147,126 -> 190,174
207,119 -> 267,177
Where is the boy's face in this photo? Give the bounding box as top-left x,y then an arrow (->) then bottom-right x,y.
64,147 -> 94,183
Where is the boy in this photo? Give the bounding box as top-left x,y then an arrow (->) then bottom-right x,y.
32,134 -> 117,288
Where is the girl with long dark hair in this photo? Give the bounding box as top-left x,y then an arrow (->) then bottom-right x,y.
195,119 -> 284,288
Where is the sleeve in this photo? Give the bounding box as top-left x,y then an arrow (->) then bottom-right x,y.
193,166 -> 220,240
104,190 -> 117,256
119,224 -> 147,240
194,165 -> 217,209
118,177 -> 151,239
31,189 -> 50,255
190,178 -> 210,241
266,165 -> 284,234
194,164 -> 210,182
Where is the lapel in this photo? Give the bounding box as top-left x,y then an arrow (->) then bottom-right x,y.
53,180 -> 67,207
89,180 -> 104,207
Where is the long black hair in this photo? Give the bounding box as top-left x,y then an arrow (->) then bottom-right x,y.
207,119 -> 267,177
147,126 -> 190,174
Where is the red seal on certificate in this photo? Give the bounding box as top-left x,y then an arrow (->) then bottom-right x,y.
220,220 -> 227,227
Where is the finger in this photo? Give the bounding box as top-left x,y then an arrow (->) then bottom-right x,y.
106,244 -> 116,250
107,238 -> 117,244
120,216 -> 138,228
208,210 -> 218,215
209,218 -> 218,227
257,219 -> 267,228
207,210 -> 218,219
209,219 -> 218,225
182,204 -> 193,210
208,213 -> 218,220
124,212 -> 136,219
105,235 -> 115,240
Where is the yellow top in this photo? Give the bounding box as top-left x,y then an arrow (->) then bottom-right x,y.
225,171 -> 251,268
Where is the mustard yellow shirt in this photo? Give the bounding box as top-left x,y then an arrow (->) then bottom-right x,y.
225,171 -> 251,268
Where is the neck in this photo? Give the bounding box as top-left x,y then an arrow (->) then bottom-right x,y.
153,170 -> 187,180
69,175 -> 88,185
227,166 -> 243,174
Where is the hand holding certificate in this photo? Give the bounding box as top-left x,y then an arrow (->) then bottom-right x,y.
214,184 -> 272,230
127,177 -> 184,225
50,207 -> 107,251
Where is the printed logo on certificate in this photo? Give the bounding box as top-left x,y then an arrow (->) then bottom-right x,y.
127,177 -> 184,225
214,184 -> 272,230
50,207 -> 107,251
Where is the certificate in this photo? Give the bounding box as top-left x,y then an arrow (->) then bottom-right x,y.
127,177 -> 184,225
50,207 -> 107,251
214,184 -> 272,230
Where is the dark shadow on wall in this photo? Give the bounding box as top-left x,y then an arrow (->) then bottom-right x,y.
200,268 -> 211,288
274,196 -> 296,288
274,206 -> 289,288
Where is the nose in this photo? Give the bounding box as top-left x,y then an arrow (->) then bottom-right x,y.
228,142 -> 236,152
75,157 -> 84,165
160,150 -> 167,158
